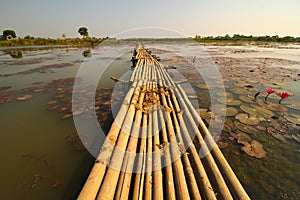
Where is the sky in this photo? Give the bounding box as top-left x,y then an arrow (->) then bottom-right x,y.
1,0 -> 300,38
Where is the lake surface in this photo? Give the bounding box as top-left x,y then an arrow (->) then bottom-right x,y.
0,42 -> 299,199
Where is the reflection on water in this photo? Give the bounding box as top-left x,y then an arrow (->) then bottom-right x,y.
0,43 -> 299,199
9,50 -> 23,59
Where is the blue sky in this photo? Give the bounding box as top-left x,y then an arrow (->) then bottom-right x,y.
1,0 -> 300,38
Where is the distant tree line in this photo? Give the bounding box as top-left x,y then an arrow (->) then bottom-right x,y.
194,34 -> 300,43
0,28 -> 105,47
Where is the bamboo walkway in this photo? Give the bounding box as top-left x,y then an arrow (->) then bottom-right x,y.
78,44 -> 250,200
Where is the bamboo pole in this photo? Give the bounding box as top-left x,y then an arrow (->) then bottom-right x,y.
132,113 -> 148,200
176,83 -> 250,200
157,64 -> 234,200
77,73 -> 140,200
78,44 -> 250,200
156,66 -> 216,200
152,96 -> 164,200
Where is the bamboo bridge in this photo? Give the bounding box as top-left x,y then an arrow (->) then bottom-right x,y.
78,44 -> 250,200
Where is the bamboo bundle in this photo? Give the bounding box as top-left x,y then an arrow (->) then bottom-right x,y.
78,44 -> 250,200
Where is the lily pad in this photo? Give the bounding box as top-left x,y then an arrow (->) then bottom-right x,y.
240,105 -> 274,118
235,113 -> 261,125
230,88 -> 252,95
257,100 -> 287,112
230,131 -> 252,141
218,98 -> 242,106
198,108 -> 212,120
270,132 -> 286,141
292,134 -> 300,143
234,120 -> 259,135
213,107 -> 238,117
285,101 -> 300,111
16,95 -> 33,101
234,81 -> 254,88
284,115 -> 300,125
241,140 -> 266,158
256,125 -> 267,131
217,141 -> 228,149
262,84 -> 282,89
239,95 -> 256,104
196,84 -> 208,89
216,92 -> 234,98
250,105 -> 275,118
223,119 -> 234,132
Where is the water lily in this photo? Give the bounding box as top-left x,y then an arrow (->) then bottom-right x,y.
265,87 -> 275,102
278,91 -> 289,104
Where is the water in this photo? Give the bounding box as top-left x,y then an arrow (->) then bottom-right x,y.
0,43 -> 299,199
0,46 -> 132,199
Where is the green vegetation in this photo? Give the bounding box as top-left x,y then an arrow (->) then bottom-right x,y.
194,34 -> 300,43
0,27 -> 104,47
0,37 -> 104,47
78,27 -> 89,38
1,27 -> 299,47
2,30 -> 17,39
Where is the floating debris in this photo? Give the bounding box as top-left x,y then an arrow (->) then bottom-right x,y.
16,95 -> 33,101
63,113 -> 73,119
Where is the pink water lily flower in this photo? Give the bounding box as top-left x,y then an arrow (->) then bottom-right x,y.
278,91 -> 289,104
265,87 -> 275,102
266,88 -> 275,94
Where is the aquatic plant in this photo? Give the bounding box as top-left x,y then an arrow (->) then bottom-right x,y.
254,92 -> 260,100
277,91 -> 289,104
265,87 -> 275,102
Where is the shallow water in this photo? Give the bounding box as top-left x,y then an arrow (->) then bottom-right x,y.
0,46 -> 132,199
0,43 -> 299,199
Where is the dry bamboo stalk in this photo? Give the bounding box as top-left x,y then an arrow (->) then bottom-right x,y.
157,109 -> 176,200
176,84 -> 250,200
157,88 -> 190,199
152,95 -> 164,200
96,80 -> 144,200
158,66 -> 233,200
155,68 -> 216,200
118,90 -> 146,199
166,97 -> 202,200
114,60 -> 148,199
77,72 -> 141,200
144,97 -> 153,200
132,112 -> 148,200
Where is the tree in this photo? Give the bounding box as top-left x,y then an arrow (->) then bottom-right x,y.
78,27 -> 88,38
3,30 -> 17,39
24,35 -> 34,39
62,33 -> 66,39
